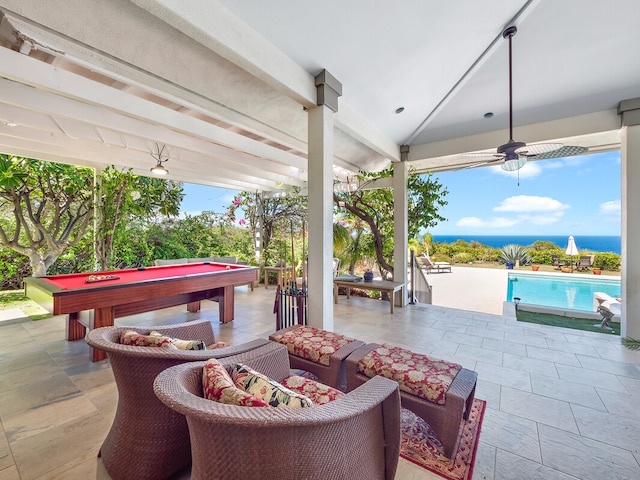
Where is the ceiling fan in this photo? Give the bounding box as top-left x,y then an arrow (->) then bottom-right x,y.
464,26 -> 586,171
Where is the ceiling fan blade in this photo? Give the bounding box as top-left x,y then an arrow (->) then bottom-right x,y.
515,142 -> 563,156
527,145 -> 589,160
462,152 -> 504,158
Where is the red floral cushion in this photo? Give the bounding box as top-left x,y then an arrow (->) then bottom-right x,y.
202,358 -> 269,407
207,341 -> 231,349
357,344 -> 462,405
231,364 -> 313,408
120,331 -> 177,348
270,326 -> 356,366
281,375 -> 344,405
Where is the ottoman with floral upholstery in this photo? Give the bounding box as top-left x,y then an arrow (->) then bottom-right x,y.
269,325 -> 366,391
346,343 -> 477,458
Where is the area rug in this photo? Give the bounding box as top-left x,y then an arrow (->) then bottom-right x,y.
400,398 -> 486,480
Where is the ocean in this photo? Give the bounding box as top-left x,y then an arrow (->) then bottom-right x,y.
430,235 -> 621,254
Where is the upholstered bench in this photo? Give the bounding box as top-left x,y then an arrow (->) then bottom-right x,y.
346,343 -> 477,458
269,325 -> 365,391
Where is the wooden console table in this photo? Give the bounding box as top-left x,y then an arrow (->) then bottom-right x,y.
333,279 -> 404,314
263,265 -> 294,288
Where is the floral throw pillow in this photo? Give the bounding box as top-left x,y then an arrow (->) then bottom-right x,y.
281,375 -> 344,405
231,364 -> 313,408
149,331 -> 206,350
120,330 -> 177,348
202,358 -> 269,407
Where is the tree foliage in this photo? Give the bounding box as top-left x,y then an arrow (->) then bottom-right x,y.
95,166 -> 183,269
334,168 -> 448,279
226,191 -> 307,267
0,155 -> 94,276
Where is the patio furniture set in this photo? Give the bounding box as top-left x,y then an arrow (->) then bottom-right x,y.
87,321 -> 477,479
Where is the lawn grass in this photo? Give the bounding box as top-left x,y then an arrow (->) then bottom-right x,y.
0,289 -> 51,320
517,309 -> 619,335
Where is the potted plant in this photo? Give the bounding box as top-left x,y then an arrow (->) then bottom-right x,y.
499,244 -> 531,270
363,269 -> 374,282
593,269 -> 602,275
531,265 -> 540,271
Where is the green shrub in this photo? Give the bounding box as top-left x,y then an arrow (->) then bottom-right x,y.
528,247 -> 563,265
0,249 -> 31,290
594,252 -> 621,271
452,252 -> 474,264
431,253 -> 452,263
498,244 -> 531,265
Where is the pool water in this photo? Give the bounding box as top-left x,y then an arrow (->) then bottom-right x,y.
506,273 -> 621,312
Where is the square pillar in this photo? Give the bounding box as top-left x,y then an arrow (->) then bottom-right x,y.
393,147 -> 409,305
307,104 -> 335,330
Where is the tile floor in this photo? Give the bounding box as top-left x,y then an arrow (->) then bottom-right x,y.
1,284 -> 639,479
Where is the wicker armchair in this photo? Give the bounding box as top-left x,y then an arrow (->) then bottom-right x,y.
153,351 -> 401,480
86,320 -> 279,480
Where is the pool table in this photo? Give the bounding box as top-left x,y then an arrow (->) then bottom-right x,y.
24,262 -> 258,361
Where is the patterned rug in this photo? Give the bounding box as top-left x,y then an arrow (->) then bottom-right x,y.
400,398 -> 486,480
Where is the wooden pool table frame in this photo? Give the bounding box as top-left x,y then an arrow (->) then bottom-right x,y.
24,264 -> 258,361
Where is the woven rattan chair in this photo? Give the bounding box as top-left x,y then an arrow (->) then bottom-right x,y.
86,320 -> 280,480
153,351 -> 401,480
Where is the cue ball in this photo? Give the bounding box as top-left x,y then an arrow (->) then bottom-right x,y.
226,265 -> 230,269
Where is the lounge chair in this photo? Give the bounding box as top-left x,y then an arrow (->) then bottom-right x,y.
576,255 -> 595,271
418,254 -> 451,274
551,254 -> 562,270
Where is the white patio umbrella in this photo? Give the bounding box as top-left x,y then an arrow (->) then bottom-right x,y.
566,235 -> 579,271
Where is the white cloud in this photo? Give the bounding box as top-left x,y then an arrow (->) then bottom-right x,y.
457,217 -> 520,228
494,195 -> 570,213
518,213 -> 565,225
456,195 -> 569,230
598,200 -> 621,216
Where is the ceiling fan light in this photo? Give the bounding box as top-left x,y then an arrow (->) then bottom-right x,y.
501,157 -> 527,171
150,162 -> 169,175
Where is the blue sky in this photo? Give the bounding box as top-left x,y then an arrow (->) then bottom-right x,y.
428,150 -> 620,236
180,150 -> 621,236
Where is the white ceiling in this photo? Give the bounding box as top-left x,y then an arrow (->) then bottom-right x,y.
0,0 -> 638,192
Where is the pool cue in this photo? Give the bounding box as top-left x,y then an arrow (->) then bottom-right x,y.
290,220 -> 296,288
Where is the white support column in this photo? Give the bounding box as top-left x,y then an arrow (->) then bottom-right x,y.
393,147 -> 409,306
307,70 -> 341,330
619,98 -> 640,339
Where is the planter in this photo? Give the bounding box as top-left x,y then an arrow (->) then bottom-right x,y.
506,263 -> 514,270
363,271 -> 374,282
531,265 -> 540,271
561,267 -> 572,273
593,269 -> 602,275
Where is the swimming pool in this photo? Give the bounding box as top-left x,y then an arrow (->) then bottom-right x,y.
506,273 -> 621,312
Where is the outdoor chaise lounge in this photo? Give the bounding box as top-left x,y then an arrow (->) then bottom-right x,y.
85,320 -> 280,480
576,255 -> 595,271
153,347 -> 401,480
418,254 -> 452,273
